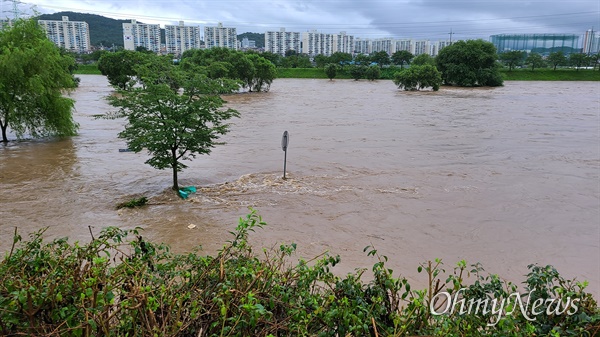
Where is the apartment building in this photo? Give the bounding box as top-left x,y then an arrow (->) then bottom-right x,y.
583,29 -> 600,54
371,38 -> 394,54
265,28 -> 301,55
301,30 -> 334,56
165,21 -> 201,55
123,19 -> 161,53
413,40 -> 430,56
333,31 -> 354,54
38,16 -> 91,53
204,22 -> 237,50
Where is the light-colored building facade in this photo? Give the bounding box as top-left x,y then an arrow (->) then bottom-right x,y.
301,30 -> 334,56
204,22 -> 237,50
371,38 -> 394,54
241,37 -> 256,49
265,28 -> 301,55
123,19 -> 161,53
38,16 -> 91,53
333,31 -> 354,55
164,21 -> 201,55
354,38 -> 371,55
413,40 -> 430,56
583,29 -> 600,55
392,39 -> 412,53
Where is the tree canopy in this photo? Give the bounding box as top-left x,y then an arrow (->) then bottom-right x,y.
499,50 -> 525,71
0,18 -> 78,142
547,51 -> 567,70
391,50 -> 414,68
435,39 -> 503,87
107,67 -> 240,191
411,53 -> 435,66
393,65 -> 442,91
525,53 -> 545,71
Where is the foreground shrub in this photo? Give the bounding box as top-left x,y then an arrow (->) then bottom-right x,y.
0,210 -> 598,336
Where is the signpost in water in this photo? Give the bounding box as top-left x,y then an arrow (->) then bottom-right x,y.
281,131 -> 289,179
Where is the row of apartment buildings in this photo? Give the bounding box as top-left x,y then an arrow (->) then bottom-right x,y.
6,16 -> 599,58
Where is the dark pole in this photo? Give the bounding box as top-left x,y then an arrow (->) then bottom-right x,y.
283,148 -> 287,179
282,130 -> 289,179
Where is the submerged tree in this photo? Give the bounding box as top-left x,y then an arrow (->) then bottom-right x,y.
436,39 -> 503,87
107,73 -> 240,191
393,64 -> 442,91
324,63 -> 338,80
0,19 -> 78,142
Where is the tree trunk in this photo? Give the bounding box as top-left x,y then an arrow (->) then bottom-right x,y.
1,120 -> 7,143
171,148 -> 179,191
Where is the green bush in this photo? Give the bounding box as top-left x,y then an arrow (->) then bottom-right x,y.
1,210 -> 598,336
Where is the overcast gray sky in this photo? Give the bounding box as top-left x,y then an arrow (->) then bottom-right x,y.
10,0 -> 600,40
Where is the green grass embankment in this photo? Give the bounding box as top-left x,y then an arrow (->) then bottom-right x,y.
500,68 -> 600,81
74,63 -> 102,75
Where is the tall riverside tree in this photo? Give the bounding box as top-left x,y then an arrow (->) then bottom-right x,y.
547,51 -> 567,70
0,19 -> 78,142
391,50 -> 413,68
569,53 -> 589,70
436,39 -> 503,87
98,50 -> 147,90
525,52 -> 545,71
499,50 -> 525,71
107,73 -> 240,191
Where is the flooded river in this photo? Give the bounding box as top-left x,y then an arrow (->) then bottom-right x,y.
1,75 -> 599,295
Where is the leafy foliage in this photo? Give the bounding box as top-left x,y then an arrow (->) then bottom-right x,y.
106,63 -> 240,190
500,50 -> 526,71
365,65 -> 381,81
391,50 -> 414,68
0,18 -> 78,142
525,52 -> 546,71
411,53 -> 436,66
0,210 -> 598,336
393,65 -> 442,91
547,51 -> 568,70
325,63 -> 338,80
436,39 -> 504,87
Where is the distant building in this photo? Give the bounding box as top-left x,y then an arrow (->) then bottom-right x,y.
165,21 -> 201,55
38,16 -> 91,53
204,22 -> 237,50
333,31 -> 354,55
392,39 -> 412,53
354,38 -> 371,55
123,19 -> 161,53
241,37 -> 256,49
265,28 -> 301,55
583,29 -> 600,55
413,40 -> 430,56
301,30 -> 334,56
490,34 -> 580,56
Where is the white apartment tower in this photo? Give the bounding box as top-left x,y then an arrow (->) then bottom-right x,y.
38,16 -> 91,53
413,40 -> 430,55
204,23 -> 237,50
392,39 -> 412,53
354,38 -> 371,55
371,38 -> 393,54
123,19 -> 161,53
583,29 -> 600,55
301,30 -> 334,56
333,31 -> 354,54
265,28 -> 301,55
165,21 -> 201,55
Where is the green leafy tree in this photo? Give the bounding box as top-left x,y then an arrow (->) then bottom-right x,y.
436,39 -> 503,87
324,63 -> 338,80
393,64 -> 442,91
525,52 -> 545,71
314,54 -> 329,68
259,51 -> 282,67
391,50 -> 413,68
569,53 -> 589,70
329,52 -> 352,65
0,18 -> 78,142
370,51 -> 390,67
107,73 -> 240,191
365,65 -> 381,81
98,50 -> 147,89
354,54 -> 371,65
349,64 -> 366,80
499,50 -> 525,71
547,51 -> 567,70
411,53 -> 435,66
246,54 -> 277,92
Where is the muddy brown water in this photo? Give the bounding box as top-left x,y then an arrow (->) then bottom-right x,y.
1,75 -> 599,296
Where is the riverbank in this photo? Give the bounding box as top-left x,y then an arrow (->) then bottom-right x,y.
74,63 -> 600,81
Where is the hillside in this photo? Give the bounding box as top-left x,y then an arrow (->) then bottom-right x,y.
37,11 -> 264,49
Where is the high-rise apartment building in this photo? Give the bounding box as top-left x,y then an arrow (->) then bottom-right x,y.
265,28 -> 301,55
38,16 -> 91,53
583,29 -> 600,55
371,38 -> 393,54
413,40 -> 430,56
123,19 -> 161,53
165,21 -> 201,55
333,31 -> 354,55
392,39 -> 412,53
354,38 -> 371,55
204,22 -> 237,50
301,30 -> 334,56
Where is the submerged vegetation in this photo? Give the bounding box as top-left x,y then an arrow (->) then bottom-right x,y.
1,210 -> 598,336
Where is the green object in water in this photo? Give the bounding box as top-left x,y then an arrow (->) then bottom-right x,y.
178,186 -> 197,199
